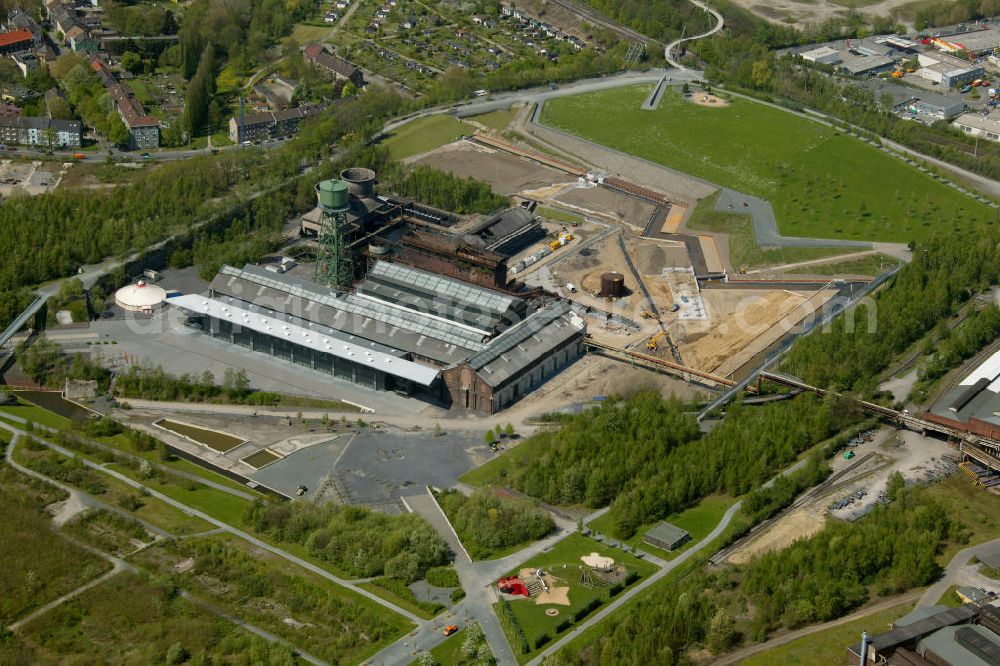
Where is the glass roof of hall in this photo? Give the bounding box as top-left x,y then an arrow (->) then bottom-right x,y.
368,261 -> 519,314
220,264 -> 488,351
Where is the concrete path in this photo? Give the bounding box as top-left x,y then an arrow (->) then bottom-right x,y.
713,188 -> 872,250
919,538 -> 1000,607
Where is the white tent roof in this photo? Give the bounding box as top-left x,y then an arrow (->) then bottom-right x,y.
115,281 -> 166,308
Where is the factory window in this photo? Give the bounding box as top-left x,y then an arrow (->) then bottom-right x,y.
334,357 -> 352,381
315,353 -> 333,374
217,319 -> 233,340
356,365 -> 377,389
273,337 -> 292,362
989,132 -> 999,140
233,326 -> 252,349
291,343 -> 312,368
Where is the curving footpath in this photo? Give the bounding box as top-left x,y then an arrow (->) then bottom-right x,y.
665,0 -> 724,70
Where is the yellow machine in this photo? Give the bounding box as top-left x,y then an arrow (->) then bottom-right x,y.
640,310 -> 655,319
646,330 -> 666,351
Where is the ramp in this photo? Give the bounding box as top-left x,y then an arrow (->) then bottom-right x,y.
0,296 -> 45,349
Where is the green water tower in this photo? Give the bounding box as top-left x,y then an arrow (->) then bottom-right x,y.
314,179 -> 353,289
317,179 -> 350,212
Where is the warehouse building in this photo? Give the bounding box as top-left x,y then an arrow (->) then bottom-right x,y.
954,112 -> 1000,142
838,53 -> 895,77
917,52 -> 984,87
170,260 -> 585,413
799,46 -> 841,65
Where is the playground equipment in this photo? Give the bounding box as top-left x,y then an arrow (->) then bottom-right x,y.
497,577 -> 529,597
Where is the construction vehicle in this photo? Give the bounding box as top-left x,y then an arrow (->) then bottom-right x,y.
548,240 -> 561,251
646,330 -> 666,351
640,310 -> 655,319
443,625 -> 460,637
891,69 -> 904,79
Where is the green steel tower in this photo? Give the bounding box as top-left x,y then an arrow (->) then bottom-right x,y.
314,179 -> 354,289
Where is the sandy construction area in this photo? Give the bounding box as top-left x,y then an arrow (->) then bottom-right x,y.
728,510 -> 825,564
680,288 -> 835,374
555,184 -> 656,228
416,141 -> 567,195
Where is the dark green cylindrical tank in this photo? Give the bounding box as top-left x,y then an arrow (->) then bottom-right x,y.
316,179 -> 349,211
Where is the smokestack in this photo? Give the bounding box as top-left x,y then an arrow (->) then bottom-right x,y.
859,631 -> 869,665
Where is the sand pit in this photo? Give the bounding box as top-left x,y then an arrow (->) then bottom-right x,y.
581,553 -> 615,569
681,289 -> 833,374
416,141 -> 566,195
691,93 -> 729,108
545,608 -> 560,616
698,235 -> 724,274
555,185 -> 656,227
536,587 -> 571,605
662,206 -> 687,233
727,510 -> 825,564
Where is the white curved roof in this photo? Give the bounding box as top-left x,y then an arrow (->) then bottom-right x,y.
116,281 -> 167,308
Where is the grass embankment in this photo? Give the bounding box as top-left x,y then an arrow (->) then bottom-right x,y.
541,85 -> 994,243
360,578 -> 444,620
382,115 -> 473,160
740,601 -> 913,666
468,107 -> 518,132
786,253 -> 902,277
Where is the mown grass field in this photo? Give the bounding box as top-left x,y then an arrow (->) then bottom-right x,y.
382,115 -> 473,160
541,86 -> 996,243
787,252 -> 902,277
685,192 -> 858,270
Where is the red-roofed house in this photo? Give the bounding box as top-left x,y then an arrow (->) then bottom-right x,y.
0,28 -> 34,55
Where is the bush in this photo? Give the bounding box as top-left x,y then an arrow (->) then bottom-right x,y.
450,588 -> 466,603
534,633 -> 551,650
436,488 -> 555,559
426,565 -> 460,588
555,619 -> 571,633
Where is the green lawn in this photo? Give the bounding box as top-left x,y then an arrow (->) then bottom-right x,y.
0,401 -> 72,430
382,115 -> 474,160
154,418 -> 246,453
537,206 -> 584,226
740,601 -> 912,665
495,533 -> 657,663
360,578 -> 444,620
588,494 -> 735,560
126,79 -> 156,105
107,463 -> 250,525
469,107 -> 518,132
541,86 -> 996,243
686,192 -> 859,271
787,252 -> 902,277
921,474 -> 1000,565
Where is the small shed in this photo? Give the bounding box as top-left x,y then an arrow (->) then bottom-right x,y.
643,522 -> 691,551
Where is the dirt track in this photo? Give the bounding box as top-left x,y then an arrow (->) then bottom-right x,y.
416,141 -> 569,195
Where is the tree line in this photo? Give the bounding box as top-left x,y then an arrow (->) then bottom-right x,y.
387,164 -> 508,215
783,232 -> 1000,393
495,391 -> 859,538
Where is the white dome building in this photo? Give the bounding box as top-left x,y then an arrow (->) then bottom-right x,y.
115,280 -> 167,313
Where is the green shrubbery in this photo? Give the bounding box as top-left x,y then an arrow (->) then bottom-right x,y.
244,500 -> 448,580
436,488 -> 555,559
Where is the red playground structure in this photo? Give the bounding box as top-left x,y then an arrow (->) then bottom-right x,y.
497,577 -> 529,597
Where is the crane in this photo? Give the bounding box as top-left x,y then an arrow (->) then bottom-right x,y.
646,330 -> 667,351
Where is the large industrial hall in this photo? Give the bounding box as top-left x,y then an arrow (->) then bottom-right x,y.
169,259 -> 585,414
